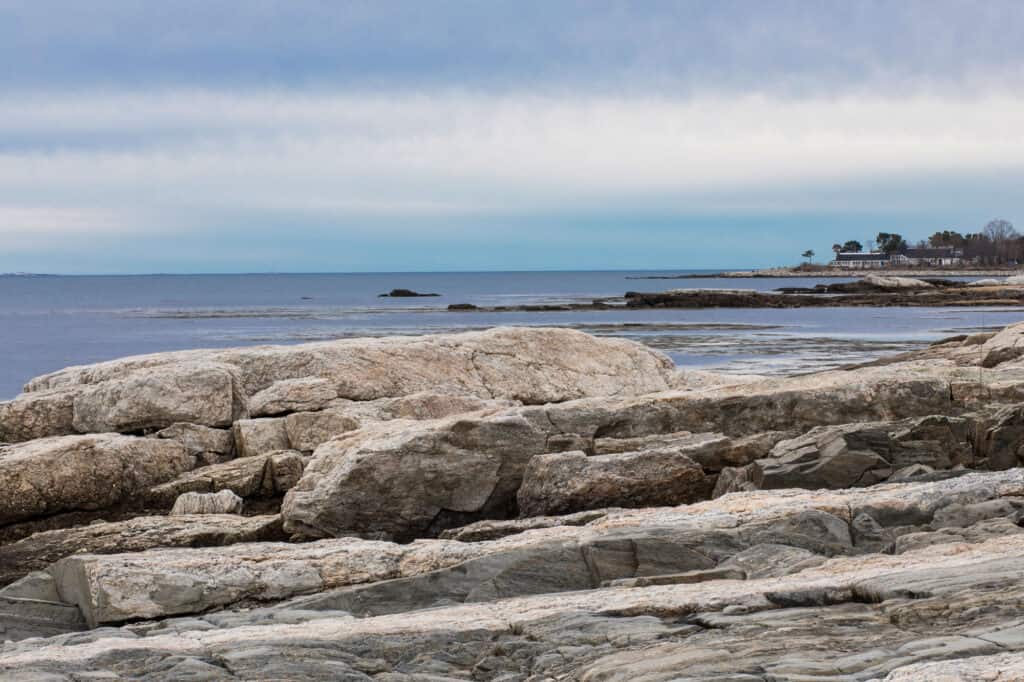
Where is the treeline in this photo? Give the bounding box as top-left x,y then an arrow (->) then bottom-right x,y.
831,219 -> 1021,264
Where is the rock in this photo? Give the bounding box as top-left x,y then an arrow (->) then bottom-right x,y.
283,409 -> 360,452
0,389 -> 76,442
592,430 -> 787,472
603,567 -> 746,588
280,393 -> 511,453
982,321 -> 1024,367
861,274 -> 935,290
14,327 -> 679,425
516,449 -> 710,517
985,404 -> 1024,469
170,490 -> 244,515
45,470 -> 1024,626
439,510 -> 607,543
378,289 -> 440,297
968,278 -> 1004,286
0,514 -> 284,587
154,422 -> 235,465
718,543 -> 826,578
747,416 -> 974,491
282,365 -> 955,539
10,530 -> 1024,678
146,451 -> 307,508
71,362 -> 243,433
233,417 -> 289,458
248,377 -> 338,417
0,435 -> 192,527
283,414 -> 546,540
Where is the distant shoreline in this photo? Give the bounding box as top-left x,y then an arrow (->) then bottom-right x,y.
627,266 -> 1024,279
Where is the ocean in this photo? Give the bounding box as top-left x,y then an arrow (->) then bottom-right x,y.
1,270 -> 1020,399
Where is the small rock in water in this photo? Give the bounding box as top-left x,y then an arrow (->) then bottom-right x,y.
170,490 -> 244,516
378,288 -> 440,297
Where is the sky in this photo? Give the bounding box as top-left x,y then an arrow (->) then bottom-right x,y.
2,0 -> 1023,274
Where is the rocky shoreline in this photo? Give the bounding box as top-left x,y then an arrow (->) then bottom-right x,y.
629,266 -> 1024,279
6,324 -> 1024,678
446,274 -> 1024,312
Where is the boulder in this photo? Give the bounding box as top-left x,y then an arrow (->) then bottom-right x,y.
516,449 -> 711,517
982,321 -> 1024,367
71,362 -> 243,433
0,514 -> 283,586
170,490 -> 245,515
0,389 -> 76,442
0,435 -> 192,527
233,417 -> 289,458
154,422 -> 235,465
248,377 -> 338,417
985,404 -> 1024,469
283,410 -> 360,453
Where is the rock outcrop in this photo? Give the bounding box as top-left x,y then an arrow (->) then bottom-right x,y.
1,327 -> 680,443
8,324 -> 1024,677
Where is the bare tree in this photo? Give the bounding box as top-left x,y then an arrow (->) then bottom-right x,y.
983,219 -> 1019,263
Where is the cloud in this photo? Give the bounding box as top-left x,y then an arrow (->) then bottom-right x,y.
1,89 -> 1023,213
1,1 -> 1023,94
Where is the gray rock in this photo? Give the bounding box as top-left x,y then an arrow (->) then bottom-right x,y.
0,388 -> 76,442
154,423 -> 235,465
748,416 -> 974,491
4,328 -> 680,444
283,410 -> 360,452
0,514 -> 284,586
517,449 -> 711,518
248,377 -> 339,417
439,510 -> 607,543
233,418 -> 289,458
71,362 -> 243,433
0,434 -> 192,527
170,490 -> 245,515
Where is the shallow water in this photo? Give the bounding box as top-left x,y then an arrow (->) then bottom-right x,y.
1,270 -> 1020,399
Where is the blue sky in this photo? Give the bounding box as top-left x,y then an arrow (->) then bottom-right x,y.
2,0 -> 1023,273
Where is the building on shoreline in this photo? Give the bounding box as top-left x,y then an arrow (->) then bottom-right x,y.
831,246 -> 964,268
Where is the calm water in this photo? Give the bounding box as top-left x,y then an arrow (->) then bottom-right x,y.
1,270 -> 1020,399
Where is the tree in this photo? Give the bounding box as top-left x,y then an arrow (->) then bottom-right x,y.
929,230 -> 966,249
841,240 -> 863,253
983,219 -> 1019,263
832,243 -> 842,255
876,232 -> 907,254
801,249 -> 815,263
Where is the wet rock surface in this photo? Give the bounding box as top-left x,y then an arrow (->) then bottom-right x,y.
7,324 -> 1024,678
